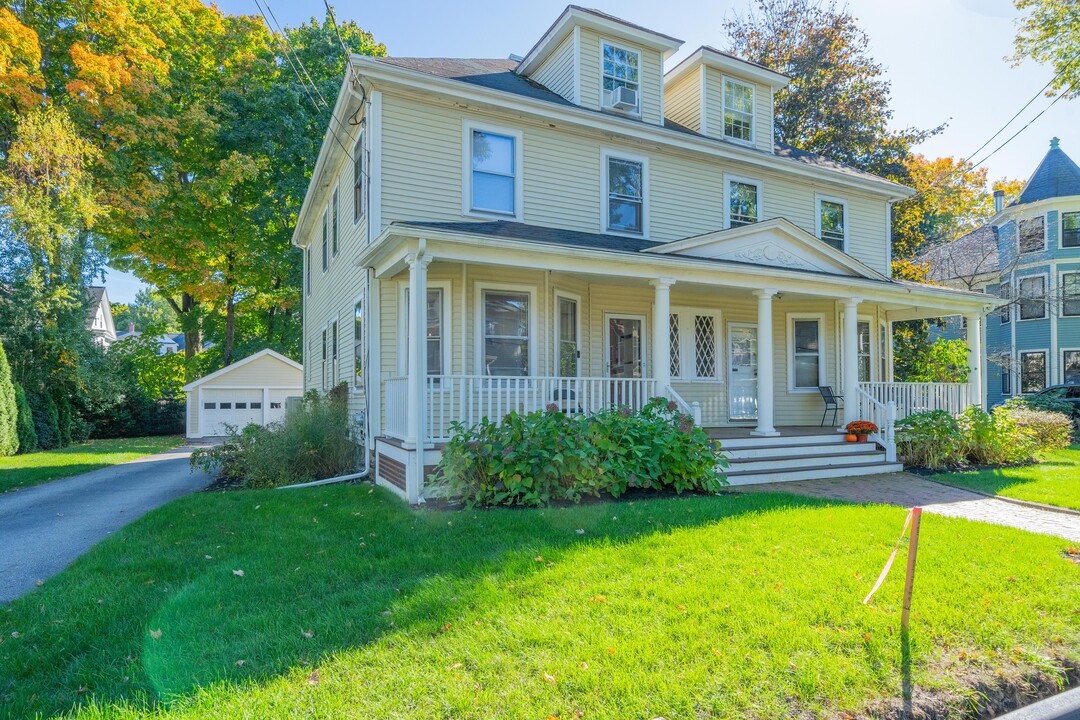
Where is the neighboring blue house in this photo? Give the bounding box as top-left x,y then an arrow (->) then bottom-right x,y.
922,137 -> 1080,407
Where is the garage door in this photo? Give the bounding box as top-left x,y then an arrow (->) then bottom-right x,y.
202,389 -> 264,436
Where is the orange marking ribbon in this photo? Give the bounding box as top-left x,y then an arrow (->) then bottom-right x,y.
862,508 -> 914,605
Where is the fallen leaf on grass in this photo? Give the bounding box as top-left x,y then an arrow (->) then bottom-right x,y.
236,660 -> 246,667
448,662 -> 463,671
301,629 -> 314,639
543,673 -> 555,684
232,569 -> 244,577
149,629 -> 162,640
307,670 -> 319,685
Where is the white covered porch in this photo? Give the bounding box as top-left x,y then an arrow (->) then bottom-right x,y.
361,221 -> 995,501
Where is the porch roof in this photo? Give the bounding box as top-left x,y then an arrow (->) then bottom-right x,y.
364,220 -> 1001,318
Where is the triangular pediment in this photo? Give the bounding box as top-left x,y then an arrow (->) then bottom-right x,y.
642,217 -> 886,280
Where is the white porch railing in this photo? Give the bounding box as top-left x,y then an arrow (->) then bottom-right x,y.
855,387 -> 897,462
381,375 -> 658,442
667,385 -> 702,426
383,376 -> 407,439
425,375 -> 658,442
859,382 -> 972,421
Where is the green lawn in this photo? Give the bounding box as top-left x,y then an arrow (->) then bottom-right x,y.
1,486 -> 1077,719
0,436 -> 185,493
934,446 -> 1080,511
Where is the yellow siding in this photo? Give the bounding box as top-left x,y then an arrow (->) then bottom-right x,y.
203,354 -> 302,388
301,107 -> 370,421
379,90 -> 890,274
663,68 -> 702,132
187,394 -> 199,436
531,34 -> 576,103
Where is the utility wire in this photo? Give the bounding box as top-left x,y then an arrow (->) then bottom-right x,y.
968,76 -> 1078,172
261,0 -> 330,107
253,0 -> 320,113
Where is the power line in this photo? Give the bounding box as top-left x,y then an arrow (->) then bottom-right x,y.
261,0 -> 329,107
968,76 -> 1078,172
253,0 -> 320,114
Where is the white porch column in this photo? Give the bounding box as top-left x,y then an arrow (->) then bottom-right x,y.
752,289 -> 779,437
965,312 -> 983,408
651,278 -> 675,396
842,297 -> 862,427
404,252 -> 430,452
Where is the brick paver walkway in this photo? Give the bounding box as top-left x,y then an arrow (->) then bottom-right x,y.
734,473 -> 1080,543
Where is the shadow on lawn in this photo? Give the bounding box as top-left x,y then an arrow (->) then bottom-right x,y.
933,453 -> 1078,497
0,486 -> 831,719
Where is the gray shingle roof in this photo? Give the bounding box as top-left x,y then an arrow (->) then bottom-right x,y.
371,57 -> 896,187
399,220 -> 662,253
917,225 -> 999,283
1014,139 -> 1080,206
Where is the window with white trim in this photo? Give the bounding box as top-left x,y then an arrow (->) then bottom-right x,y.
1000,361 -> 1012,395
331,187 -> 339,258
669,313 -> 681,377
602,42 -> 640,112
668,310 -> 721,380
1063,211 -> 1080,248
1063,272 -> 1080,317
693,315 -> 717,378
1018,276 -> 1046,320
321,208 -> 328,272
879,321 -> 888,381
353,297 -> 363,387
606,156 -> 644,234
818,198 -> 846,250
402,287 -> 447,378
790,317 -> 824,390
722,78 -> 754,143
857,321 -> 871,383
470,129 -> 517,216
1020,351 -> 1046,393
1064,350 -> 1080,385
727,178 -> 759,227
353,130 -> 365,222
1019,216 -> 1045,254
483,289 -> 530,376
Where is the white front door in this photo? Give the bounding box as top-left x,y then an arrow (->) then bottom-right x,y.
729,323 -> 758,420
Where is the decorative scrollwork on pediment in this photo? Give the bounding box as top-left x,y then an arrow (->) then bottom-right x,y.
729,244 -> 815,271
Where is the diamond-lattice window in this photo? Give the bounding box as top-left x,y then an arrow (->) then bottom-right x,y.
669,313 -> 681,377
694,315 -> 716,378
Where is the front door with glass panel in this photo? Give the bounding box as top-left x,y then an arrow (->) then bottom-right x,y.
555,295 -> 580,377
606,315 -> 643,378
728,323 -> 758,420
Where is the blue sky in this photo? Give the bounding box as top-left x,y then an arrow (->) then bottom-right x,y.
104,0 -> 1078,302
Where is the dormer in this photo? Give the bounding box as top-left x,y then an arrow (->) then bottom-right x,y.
663,46 -> 788,154
516,6 -> 682,126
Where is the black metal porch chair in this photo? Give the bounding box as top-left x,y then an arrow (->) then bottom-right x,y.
818,386 -> 843,427
552,388 -> 583,415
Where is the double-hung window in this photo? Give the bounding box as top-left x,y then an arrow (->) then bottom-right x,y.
482,289 -> 530,376
818,197 -> 846,251
469,128 -> 518,216
1018,276 -> 1046,320
331,188 -> 339,257
727,178 -> 759,228
1064,350 -> 1080,385
1063,211 -> 1080,248
353,298 -> 363,387
602,42 -> 640,112
790,317 -> 824,390
353,131 -> 365,222
722,78 -> 754,143
1020,351 -> 1046,393
1000,361 -> 1012,395
402,287 -> 447,379
1063,272 -> 1080,317
606,155 -> 645,234
1019,216 -> 1045,254
321,209 -> 329,272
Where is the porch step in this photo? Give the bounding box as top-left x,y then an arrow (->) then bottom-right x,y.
725,461 -> 905,485
718,433 -> 848,451
722,441 -> 880,461
727,450 -> 887,473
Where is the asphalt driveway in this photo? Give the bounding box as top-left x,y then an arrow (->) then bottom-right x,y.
0,445 -> 211,603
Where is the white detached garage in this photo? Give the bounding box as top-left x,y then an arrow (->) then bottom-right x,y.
184,349 -> 303,439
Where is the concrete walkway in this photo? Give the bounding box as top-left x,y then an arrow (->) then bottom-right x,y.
735,473 -> 1080,543
0,445 -> 211,603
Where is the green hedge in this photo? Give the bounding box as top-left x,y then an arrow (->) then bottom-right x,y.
433,397 -> 726,507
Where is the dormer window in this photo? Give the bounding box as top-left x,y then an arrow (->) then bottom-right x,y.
602,42 -> 640,113
722,77 -> 754,143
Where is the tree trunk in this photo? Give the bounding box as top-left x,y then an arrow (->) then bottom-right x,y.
223,291 -> 236,367
166,291 -> 203,368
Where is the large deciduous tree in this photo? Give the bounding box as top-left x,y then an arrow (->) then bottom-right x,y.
1012,0 -> 1080,98
724,0 -> 939,177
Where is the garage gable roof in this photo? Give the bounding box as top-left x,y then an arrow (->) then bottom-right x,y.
182,349 -> 303,392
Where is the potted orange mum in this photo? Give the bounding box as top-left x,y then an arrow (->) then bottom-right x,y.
845,420 -> 878,442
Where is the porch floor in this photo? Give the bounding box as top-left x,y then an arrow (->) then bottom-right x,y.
705,425 -> 844,440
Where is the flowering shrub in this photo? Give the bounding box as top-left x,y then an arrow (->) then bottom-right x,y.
433,397 -> 726,507
845,420 -> 878,435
